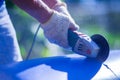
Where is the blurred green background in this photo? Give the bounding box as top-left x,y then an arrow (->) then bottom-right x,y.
6,0 -> 120,59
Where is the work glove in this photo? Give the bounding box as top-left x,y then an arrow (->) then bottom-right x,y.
41,3 -> 79,49
41,11 -> 78,49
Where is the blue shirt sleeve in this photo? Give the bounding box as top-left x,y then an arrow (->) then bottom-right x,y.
0,0 -> 4,7
0,2 -> 23,65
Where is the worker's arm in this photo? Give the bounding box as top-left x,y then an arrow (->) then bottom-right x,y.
9,0 -> 78,48
10,0 -> 53,24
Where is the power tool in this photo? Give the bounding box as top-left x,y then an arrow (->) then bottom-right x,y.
68,29 -> 110,62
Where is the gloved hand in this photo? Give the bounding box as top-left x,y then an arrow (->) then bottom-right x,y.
41,2 -> 79,49
41,11 -> 77,49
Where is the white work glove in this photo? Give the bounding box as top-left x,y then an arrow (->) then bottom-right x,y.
41,11 -> 77,49
41,3 -> 79,49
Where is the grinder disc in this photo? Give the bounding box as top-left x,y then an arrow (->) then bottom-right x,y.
91,34 -> 110,62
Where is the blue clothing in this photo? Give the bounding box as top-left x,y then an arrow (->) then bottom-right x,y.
0,2 -> 22,65
0,0 -> 4,7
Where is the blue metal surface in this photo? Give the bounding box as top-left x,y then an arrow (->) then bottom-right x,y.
0,50 -> 120,80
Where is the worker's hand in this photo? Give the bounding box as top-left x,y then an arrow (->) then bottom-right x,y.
41,11 -> 79,49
